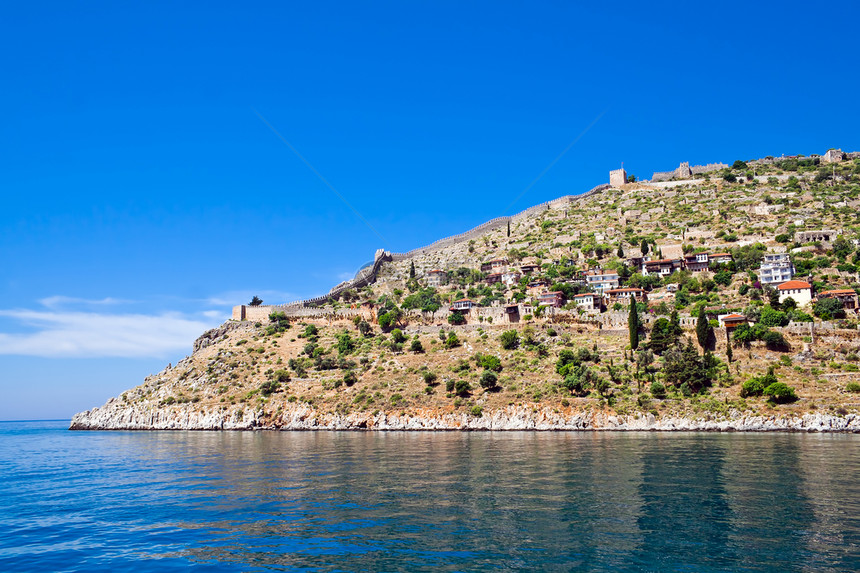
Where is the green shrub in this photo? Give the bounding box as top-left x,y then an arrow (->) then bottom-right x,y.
391,329 -> 406,343
448,311 -> 466,325
423,371 -> 438,385
479,370 -> 498,390
343,371 -> 358,386
500,330 -> 520,350
443,333 -> 461,349
470,405 -> 483,417
410,339 -> 424,353
445,379 -> 455,392
846,382 -> 860,393
477,354 -> 502,372
454,380 -> 471,396
763,382 -> 798,404
260,380 -> 281,396
650,381 -> 667,399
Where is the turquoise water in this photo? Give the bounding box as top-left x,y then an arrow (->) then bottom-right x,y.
1,421 -> 859,572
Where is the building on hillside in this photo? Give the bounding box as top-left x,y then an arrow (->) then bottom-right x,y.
642,258 -> 683,277
817,289 -> 858,312
480,259 -> 508,273
520,263 -> 540,274
486,273 -> 502,285
609,167 -> 627,187
504,304 -> 520,320
450,299 -> 477,312
584,269 -> 620,293
572,293 -> 600,311
426,269 -> 447,287
526,279 -> 550,297
626,255 -> 648,269
759,253 -> 795,285
777,280 -> 813,306
718,314 -> 748,329
501,271 -> 521,287
603,288 -> 647,307
683,252 -> 710,272
795,230 -> 838,243
538,291 -> 565,308
709,252 -> 733,266
822,149 -> 844,163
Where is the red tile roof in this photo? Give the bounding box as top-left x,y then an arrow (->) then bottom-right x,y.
722,313 -> 746,320
819,289 -> 857,296
777,280 -> 812,290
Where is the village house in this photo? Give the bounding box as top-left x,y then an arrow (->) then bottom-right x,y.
603,288 -> 647,307
718,313 -> 748,329
526,279 -> 550,297
817,289 -> 859,312
626,255 -> 648,269
777,280 -> 813,306
425,269 -> 447,287
572,293 -> 600,312
450,299 -> 477,312
795,230 -> 838,244
486,273 -> 502,285
538,291 -> 565,308
709,252 -> 733,266
683,252 -> 710,272
822,149 -> 844,163
520,263 -> 540,274
480,259 -> 508,274
642,258 -> 683,277
759,253 -> 795,285
585,269 -> 619,293
501,271 -> 521,287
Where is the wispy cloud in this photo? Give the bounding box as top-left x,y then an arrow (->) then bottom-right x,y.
0,309 -> 218,358
38,296 -> 135,309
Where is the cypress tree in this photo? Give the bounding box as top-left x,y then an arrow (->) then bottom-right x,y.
409,261 -> 415,279
617,244 -> 624,258
696,305 -> 710,349
628,295 -> 639,351
726,339 -> 733,364
640,240 -> 649,256
507,221 -> 511,237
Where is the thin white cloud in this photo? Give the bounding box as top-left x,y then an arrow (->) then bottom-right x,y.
38,296 -> 134,309
0,309 -> 219,358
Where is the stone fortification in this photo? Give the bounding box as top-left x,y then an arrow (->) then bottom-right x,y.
651,162 -> 728,182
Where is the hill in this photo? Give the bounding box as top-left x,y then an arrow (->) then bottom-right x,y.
71,150 -> 860,431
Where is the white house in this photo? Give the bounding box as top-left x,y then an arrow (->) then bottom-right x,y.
777,280 -> 813,306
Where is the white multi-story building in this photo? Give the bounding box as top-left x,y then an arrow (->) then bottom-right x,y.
759,253 -> 795,285
585,270 -> 619,293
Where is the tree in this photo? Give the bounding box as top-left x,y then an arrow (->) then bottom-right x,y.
696,305 -> 711,349
663,339 -> 712,394
732,160 -> 748,170
500,330 -> 520,350
391,328 -> 406,344
760,306 -> 789,327
444,332 -> 461,349
648,317 -> 677,355
409,261 -> 416,278
410,339 -> 424,353
628,296 -> 639,350
640,240 -> 649,256
814,297 -> 846,320
713,270 -> 733,286
617,244 -> 624,258
507,221 -> 511,237
448,311 -> 466,325
726,340 -> 733,364
479,370 -> 498,390
763,382 -> 798,403
358,320 -> 372,337
249,296 -> 263,306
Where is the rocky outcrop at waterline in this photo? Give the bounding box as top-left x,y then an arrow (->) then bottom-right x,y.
70,400 -> 860,432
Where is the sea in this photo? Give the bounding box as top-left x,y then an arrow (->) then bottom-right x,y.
1,420 -> 858,572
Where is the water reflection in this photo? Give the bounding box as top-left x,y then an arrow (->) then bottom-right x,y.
1,425 -> 859,572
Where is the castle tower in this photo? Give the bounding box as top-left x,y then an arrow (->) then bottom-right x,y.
609,166 -> 627,187
677,162 -> 692,179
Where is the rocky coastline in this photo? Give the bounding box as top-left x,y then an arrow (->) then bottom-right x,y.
70,399 -> 860,433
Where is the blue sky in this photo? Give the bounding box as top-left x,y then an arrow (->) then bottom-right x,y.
2,1 -> 858,419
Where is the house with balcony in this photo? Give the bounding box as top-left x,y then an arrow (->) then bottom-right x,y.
480,259 -> 508,274
759,253 -> 795,285
486,273 -> 502,285
501,271 -> 521,287
520,263 -> 540,274
709,252 -> 733,266
572,293 -> 600,311
425,269 -> 447,287
450,299 -> 477,312
584,269 -> 620,293
603,288 -> 647,307
683,252 -> 710,272
538,291 -> 565,308
642,258 -> 683,277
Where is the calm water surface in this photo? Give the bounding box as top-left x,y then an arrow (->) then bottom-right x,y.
1,421 -> 858,572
